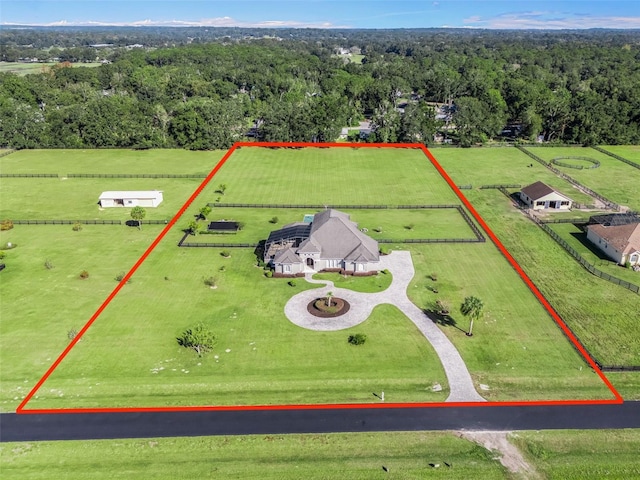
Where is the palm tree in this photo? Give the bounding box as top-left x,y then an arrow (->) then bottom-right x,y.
460,296 -> 484,336
325,291 -> 334,307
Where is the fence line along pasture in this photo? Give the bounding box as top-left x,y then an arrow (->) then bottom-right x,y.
11,219 -> 122,225
10,219 -> 171,225
66,173 -> 207,178
515,146 -> 620,211
0,173 -> 59,178
593,146 -> 640,171
210,203 -> 463,209
524,210 -> 639,295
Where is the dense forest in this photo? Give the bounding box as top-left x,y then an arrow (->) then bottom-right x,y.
1,27 -> 640,149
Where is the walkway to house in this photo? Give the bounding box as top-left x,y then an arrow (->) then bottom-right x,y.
283,250 -> 486,403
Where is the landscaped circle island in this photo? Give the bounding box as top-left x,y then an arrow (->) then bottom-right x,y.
307,296 -> 351,318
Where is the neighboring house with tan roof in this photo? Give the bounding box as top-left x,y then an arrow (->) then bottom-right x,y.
519,181 -> 572,210
264,209 -> 379,276
586,221 -> 640,266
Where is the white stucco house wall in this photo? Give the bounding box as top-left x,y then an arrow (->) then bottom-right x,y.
99,191 -> 163,208
264,209 -> 380,276
586,222 -> 640,266
520,181 -> 572,210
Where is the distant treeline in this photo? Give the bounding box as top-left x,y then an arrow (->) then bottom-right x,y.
1,28 -> 639,149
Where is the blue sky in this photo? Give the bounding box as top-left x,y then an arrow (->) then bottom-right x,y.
2,1 -> 640,29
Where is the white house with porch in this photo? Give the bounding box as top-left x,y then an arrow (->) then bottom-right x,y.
264,209 -> 379,276
99,190 -> 163,208
519,181 -> 572,211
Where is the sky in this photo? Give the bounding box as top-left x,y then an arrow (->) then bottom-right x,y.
2,0 -> 640,29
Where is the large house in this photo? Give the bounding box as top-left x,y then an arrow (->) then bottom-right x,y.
586,215 -> 640,266
264,209 -> 380,276
519,181 -> 572,210
99,190 -> 163,208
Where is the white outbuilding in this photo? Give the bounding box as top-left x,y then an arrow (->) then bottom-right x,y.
99,190 -> 163,208
519,181 -> 572,211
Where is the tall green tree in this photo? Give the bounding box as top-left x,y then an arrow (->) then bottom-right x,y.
177,323 -> 216,357
130,206 -> 146,230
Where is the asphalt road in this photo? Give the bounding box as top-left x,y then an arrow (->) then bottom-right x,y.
2,402 -> 640,442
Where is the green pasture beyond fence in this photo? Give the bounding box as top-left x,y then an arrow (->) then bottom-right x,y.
593,146 -> 640,170
516,146 -> 620,211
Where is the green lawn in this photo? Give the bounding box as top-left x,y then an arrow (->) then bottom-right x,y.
515,429 -> 640,479
525,146 -> 640,210
312,270 -> 393,293
0,431 -> 509,480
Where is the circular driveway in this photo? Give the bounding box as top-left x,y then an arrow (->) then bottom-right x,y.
283,251 -> 486,403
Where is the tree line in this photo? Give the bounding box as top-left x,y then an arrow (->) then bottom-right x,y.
1,28 -> 639,149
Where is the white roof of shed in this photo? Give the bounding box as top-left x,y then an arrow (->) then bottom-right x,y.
99,190 -> 163,200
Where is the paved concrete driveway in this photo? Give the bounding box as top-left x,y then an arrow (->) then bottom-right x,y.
284,251 -> 485,403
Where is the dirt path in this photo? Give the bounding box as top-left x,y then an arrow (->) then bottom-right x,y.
458,431 -> 541,479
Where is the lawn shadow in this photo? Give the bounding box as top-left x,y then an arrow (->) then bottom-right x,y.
569,231 -> 618,263
424,309 -> 467,334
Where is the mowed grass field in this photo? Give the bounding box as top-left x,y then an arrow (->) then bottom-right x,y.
0,431 -> 508,479
13,146 -> 614,411
2,429 -> 639,479
525,146 -> 640,210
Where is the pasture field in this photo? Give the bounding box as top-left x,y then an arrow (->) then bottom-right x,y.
13,146 -> 614,411
600,145 -> 640,162
0,225 -> 163,410
0,176 -> 202,221
428,147 -> 595,206
0,62 -> 101,76
0,149 -> 223,175
526,146 -> 640,210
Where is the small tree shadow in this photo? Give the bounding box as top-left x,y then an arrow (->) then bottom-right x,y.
424,309 -> 466,334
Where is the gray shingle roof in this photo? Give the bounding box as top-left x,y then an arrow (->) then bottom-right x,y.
308,209 -> 379,262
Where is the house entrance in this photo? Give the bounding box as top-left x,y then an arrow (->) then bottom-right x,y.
549,201 -> 558,208
306,258 -> 314,268
114,199 -> 125,206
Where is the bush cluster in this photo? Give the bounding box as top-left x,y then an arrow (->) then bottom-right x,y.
348,333 -> 367,346
0,219 -> 13,231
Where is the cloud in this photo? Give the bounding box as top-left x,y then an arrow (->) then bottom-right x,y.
463,11 -> 640,29
2,16 -> 349,29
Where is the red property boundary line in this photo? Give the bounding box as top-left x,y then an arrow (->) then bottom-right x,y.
16,142 -> 622,415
